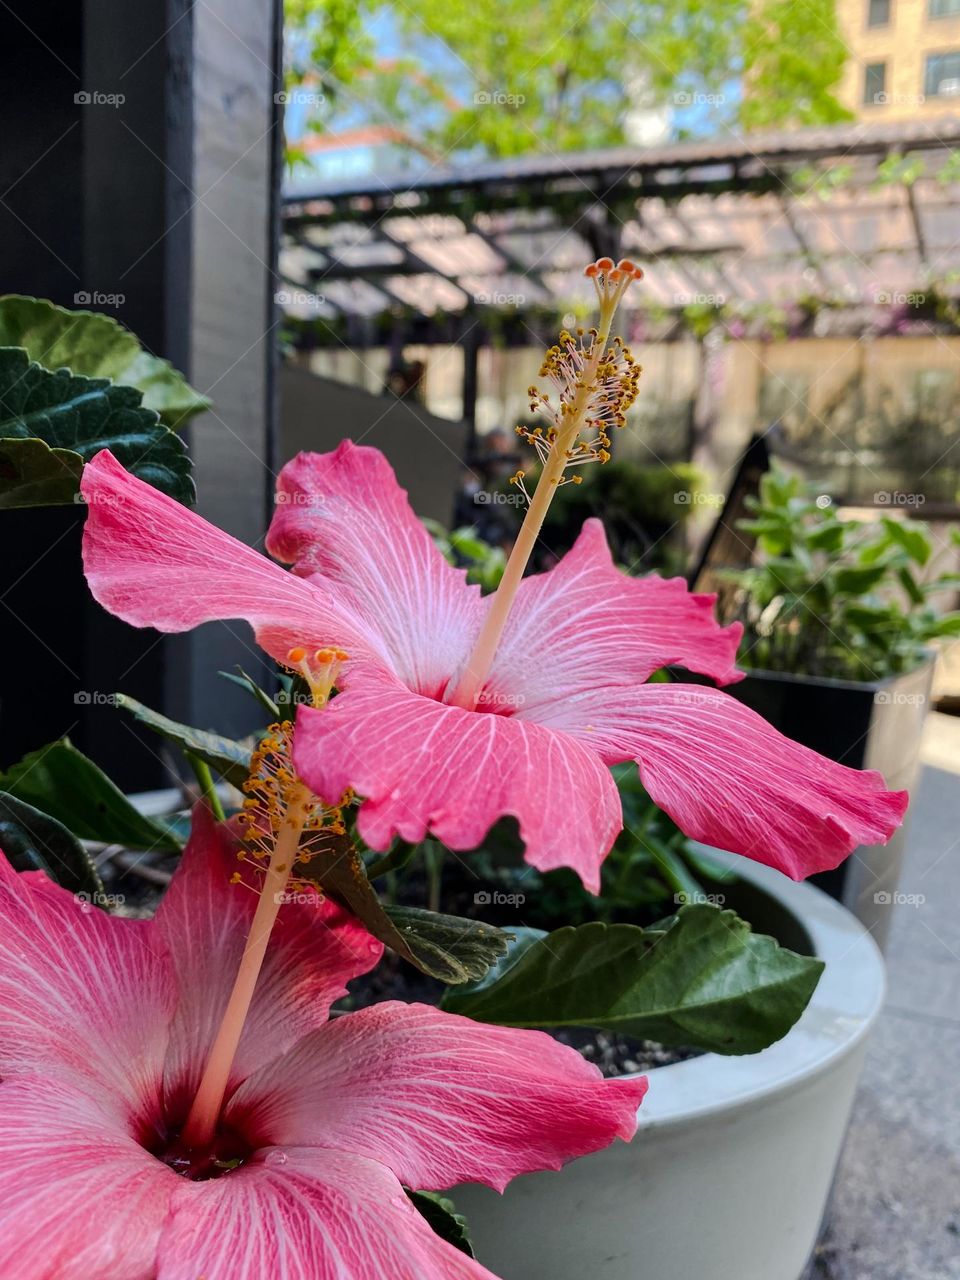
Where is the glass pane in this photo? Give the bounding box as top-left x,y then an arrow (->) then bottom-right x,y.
868,0 -> 891,26
864,62 -> 887,104
925,51 -> 960,96
930,0 -> 960,17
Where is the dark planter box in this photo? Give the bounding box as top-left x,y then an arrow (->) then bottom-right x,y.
725,659 -> 934,950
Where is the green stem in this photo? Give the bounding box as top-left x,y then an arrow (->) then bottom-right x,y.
186,754 -> 225,822
424,841 -> 446,914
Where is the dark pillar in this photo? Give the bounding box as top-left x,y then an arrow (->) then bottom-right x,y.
0,0 -> 282,787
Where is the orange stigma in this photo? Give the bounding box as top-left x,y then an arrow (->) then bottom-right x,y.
285,646 -> 349,709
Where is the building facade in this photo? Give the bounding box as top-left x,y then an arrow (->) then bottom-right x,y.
836,0 -> 960,119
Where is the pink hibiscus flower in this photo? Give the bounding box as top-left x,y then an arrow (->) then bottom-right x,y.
81,443 -> 907,891
0,806 -> 644,1279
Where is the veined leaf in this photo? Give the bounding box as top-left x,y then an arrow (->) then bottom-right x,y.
442,905 -> 824,1056
301,847 -> 511,984
0,347 -> 194,507
0,295 -> 210,428
0,738 -> 180,851
0,792 -> 103,898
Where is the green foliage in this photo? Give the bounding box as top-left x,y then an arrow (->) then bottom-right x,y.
285,0 -> 850,160
406,1192 -> 475,1258
0,792 -> 103,899
725,466 -> 960,680
0,296 -> 209,429
740,0 -> 852,131
443,905 -> 824,1056
482,764 -> 735,930
0,738 -> 180,852
538,459 -> 704,574
301,844 -> 512,983
0,348 -> 194,508
424,519 -> 506,592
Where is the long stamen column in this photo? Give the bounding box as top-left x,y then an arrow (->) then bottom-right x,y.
450,259 -> 643,710
180,649 -> 347,1150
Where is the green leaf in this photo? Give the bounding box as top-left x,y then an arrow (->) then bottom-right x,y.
0,347 -> 194,507
449,926 -> 547,999
881,517 -> 931,567
0,792 -> 103,897
383,904 -> 512,984
114,694 -> 252,788
832,564 -> 890,595
0,295 -> 210,428
842,603 -> 899,627
0,738 -> 180,851
766,557 -> 810,593
641,833 -> 703,902
442,906 -> 824,1056
922,611 -> 960,638
301,846 -> 511,984
406,1191 -> 476,1258
806,523 -> 845,553
897,565 -> 924,608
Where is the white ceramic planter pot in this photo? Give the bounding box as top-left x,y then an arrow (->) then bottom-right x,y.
453,850 -> 885,1280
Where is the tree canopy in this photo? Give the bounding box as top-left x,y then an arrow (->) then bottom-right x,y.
284,0 -> 852,163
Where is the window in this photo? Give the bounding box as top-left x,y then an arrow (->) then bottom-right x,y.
925,51 -> 960,96
868,0 -> 891,26
930,0 -> 960,18
864,62 -> 887,104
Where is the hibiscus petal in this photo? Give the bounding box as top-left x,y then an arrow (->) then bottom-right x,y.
227,1002 -> 646,1194
293,666 -> 622,891
158,1147 -> 497,1280
266,442 -> 482,697
155,805 -> 383,1113
0,854 -> 174,1109
484,519 -> 743,718
535,682 -> 908,880
81,449 -> 383,665
0,1074 -> 175,1279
